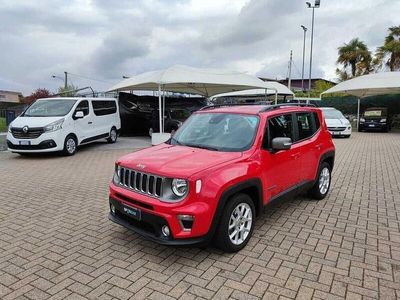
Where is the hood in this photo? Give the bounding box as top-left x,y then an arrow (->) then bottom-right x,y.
117,144 -> 243,178
325,118 -> 350,127
10,116 -> 64,128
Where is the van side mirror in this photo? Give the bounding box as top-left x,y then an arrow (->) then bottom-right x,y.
271,137 -> 292,151
74,111 -> 84,119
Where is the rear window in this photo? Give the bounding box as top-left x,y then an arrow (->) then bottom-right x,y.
364,110 -> 385,117
92,100 -> 117,116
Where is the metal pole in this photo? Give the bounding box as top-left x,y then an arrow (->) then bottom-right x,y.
301,26 -> 307,91
308,7 -> 315,98
288,50 -> 293,90
162,89 -> 166,132
275,91 -> 278,105
158,85 -> 162,133
64,71 -> 68,89
357,98 -> 360,129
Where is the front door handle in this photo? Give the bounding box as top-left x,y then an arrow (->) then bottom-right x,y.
88,121 -> 93,124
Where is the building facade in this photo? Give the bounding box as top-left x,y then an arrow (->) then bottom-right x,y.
0,90 -> 23,103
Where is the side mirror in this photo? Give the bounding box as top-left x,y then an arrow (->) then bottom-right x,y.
271,137 -> 292,151
74,111 -> 84,119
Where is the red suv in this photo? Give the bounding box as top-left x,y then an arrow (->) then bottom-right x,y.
109,104 -> 335,252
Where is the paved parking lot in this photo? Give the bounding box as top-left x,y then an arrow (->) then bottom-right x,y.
0,132 -> 399,299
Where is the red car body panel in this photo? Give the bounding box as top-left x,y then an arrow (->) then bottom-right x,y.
109,105 -> 335,244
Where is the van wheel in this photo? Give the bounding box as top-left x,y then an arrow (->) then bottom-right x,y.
214,193 -> 255,252
107,128 -> 117,143
63,135 -> 77,156
308,162 -> 331,200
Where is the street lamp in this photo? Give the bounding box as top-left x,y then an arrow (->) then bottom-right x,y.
306,0 -> 320,98
300,25 -> 307,92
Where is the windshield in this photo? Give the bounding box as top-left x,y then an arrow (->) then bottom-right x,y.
170,113 -> 259,152
364,110 -> 384,117
322,109 -> 345,119
23,99 -> 77,117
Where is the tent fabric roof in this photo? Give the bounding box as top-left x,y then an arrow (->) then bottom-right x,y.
212,82 -> 294,98
322,71 -> 400,98
107,65 -> 279,97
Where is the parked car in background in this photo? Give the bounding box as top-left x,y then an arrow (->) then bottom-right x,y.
109,103 -> 335,252
359,107 -> 391,132
320,107 -> 352,138
149,108 -> 191,135
7,97 -> 121,155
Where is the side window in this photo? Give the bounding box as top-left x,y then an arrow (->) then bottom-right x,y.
296,112 -> 317,140
92,100 -> 117,116
263,114 -> 294,148
75,100 -> 89,116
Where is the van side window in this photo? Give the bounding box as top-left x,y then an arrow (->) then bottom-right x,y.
296,112 -> 317,140
75,100 -> 89,116
264,114 -> 293,148
92,101 -> 117,116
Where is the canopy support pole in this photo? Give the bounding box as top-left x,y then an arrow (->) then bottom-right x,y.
162,89 -> 166,132
275,91 -> 278,105
158,84 -> 163,134
357,98 -> 360,130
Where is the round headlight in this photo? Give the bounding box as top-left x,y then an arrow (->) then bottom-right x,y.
171,179 -> 188,197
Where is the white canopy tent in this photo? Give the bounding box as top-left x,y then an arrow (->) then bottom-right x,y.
211,82 -> 294,100
321,72 -> 400,128
108,65 -> 279,143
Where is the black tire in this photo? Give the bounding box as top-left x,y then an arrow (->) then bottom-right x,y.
214,193 -> 255,252
63,135 -> 77,156
107,127 -> 118,143
308,162 -> 331,200
344,135 -> 351,138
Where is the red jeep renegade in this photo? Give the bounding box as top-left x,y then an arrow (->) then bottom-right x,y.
109,104 -> 335,252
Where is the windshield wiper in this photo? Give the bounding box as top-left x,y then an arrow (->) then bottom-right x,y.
185,143 -> 219,151
170,137 -> 183,145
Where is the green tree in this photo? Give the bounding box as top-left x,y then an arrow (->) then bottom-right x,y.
57,84 -> 79,97
336,38 -> 372,81
294,80 -> 336,98
374,26 -> 400,71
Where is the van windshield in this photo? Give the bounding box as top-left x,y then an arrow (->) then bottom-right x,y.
364,110 -> 384,117
23,100 -> 77,117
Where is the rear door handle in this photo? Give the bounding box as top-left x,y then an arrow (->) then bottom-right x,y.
88,121 -> 93,124
291,152 -> 301,159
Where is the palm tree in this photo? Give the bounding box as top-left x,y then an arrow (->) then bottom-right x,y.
375,26 -> 400,71
336,38 -> 372,80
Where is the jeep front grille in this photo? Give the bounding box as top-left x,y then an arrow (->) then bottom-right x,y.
118,167 -> 163,198
11,127 -> 44,139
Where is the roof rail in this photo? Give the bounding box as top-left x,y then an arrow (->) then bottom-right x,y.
199,103 -> 263,111
259,103 -> 316,112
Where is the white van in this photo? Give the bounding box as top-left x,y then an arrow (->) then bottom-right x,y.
7,97 -> 121,155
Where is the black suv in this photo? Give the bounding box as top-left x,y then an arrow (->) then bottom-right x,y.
359,107 -> 391,132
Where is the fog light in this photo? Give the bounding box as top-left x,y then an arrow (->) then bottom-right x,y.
110,204 -> 116,215
161,225 -> 170,237
178,215 -> 194,232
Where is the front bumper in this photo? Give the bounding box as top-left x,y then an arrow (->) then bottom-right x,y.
108,182 -> 215,245
109,197 -> 208,245
6,131 -> 65,153
359,122 -> 387,131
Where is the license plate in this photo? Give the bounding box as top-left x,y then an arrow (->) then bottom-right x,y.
19,140 -> 31,145
369,124 -> 375,127
122,204 -> 141,220
332,132 -> 340,135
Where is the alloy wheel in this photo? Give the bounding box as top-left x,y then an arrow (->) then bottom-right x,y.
228,203 -> 253,245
